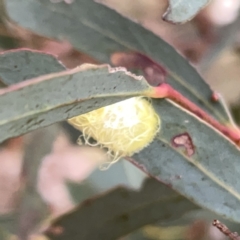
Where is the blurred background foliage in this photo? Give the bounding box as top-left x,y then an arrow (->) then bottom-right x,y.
1,0 -> 240,239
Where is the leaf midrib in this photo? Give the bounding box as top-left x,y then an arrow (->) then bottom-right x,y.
156,135 -> 240,203
30,0 -> 228,124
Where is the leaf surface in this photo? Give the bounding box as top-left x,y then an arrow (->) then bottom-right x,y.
4,0 -> 230,124
130,99 -> 240,222
163,0 -> 210,23
0,50 -> 152,143
45,178 -> 197,240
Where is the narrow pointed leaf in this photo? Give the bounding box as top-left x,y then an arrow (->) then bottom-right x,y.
0,49 -> 65,85
4,0 -> 230,124
45,178 -> 197,240
130,99 -> 240,222
0,62 -> 151,143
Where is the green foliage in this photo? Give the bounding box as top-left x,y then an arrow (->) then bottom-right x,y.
163,0 -> 210,23
0,50 -> 151,143
0,0 -> 240,240
5,0 -> 230,123
46,178 -> 197,240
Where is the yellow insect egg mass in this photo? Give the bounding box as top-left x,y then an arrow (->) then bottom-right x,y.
68,97 -> 160,167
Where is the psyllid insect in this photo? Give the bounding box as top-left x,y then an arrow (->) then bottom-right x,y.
68,97 -> 160,168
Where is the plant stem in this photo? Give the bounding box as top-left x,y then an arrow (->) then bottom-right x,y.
148,83 -> 240,147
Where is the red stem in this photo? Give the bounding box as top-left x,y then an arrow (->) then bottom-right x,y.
150,83 -> 240,147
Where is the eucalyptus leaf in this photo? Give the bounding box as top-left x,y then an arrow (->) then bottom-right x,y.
45,178 -> 197,240
130,99 -> 240,222
17,126 -> 59,239
0,50 -> 65,85
0,52 -> 152,143
163,0 -> 210,23
4,0 -> 230,124
1,1 -> 240,236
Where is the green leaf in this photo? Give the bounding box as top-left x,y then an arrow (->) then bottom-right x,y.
0,50 -> 152,143
163,0 -> 210,23
0,49 -> 65,85
130,99 -> 240,222
4,0 -> 230,124
0,51 -> 66,237
1,1 -> 240,230
45,178 -> 197,240
17,126 -> 60,239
